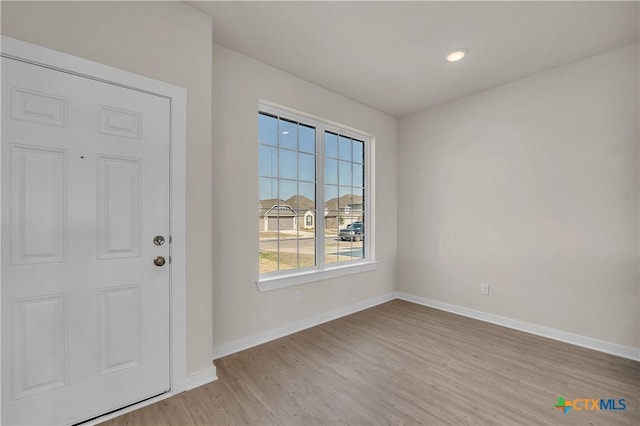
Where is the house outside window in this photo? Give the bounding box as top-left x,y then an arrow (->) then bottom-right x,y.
258,103 -> 375,290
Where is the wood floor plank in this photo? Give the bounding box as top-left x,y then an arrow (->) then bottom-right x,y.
102,300 -> 640,425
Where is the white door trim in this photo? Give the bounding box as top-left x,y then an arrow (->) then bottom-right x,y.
0,36 -> 189,421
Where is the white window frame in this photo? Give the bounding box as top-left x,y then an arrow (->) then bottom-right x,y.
257,101 -> 376,292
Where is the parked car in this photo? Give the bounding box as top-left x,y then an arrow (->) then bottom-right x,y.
339,222 -> 364,241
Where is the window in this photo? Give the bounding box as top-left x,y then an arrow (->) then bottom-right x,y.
258,112 -> 316,274
323,131 -> 365,265
258,104 -> 374,289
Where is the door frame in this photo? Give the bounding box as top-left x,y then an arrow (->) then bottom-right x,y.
0,36 -> 188,422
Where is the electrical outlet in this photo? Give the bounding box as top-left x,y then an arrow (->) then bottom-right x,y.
294,289 -> 301,302
480,284 -> 490,295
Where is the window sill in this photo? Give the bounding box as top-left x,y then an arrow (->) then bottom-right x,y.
256,261 -> 378,292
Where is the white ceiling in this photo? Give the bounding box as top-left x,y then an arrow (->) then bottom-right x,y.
191,1 -> 639,117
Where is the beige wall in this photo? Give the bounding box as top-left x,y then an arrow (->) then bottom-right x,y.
398,44 -> 640,350
1,1 -> 214,373
211,45 -> 398,348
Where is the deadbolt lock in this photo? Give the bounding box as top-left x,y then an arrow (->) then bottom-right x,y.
153,235 -> 165,246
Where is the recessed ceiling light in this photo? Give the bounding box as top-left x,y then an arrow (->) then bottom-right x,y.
282,131 -> 290,135
447,49 -> 467,62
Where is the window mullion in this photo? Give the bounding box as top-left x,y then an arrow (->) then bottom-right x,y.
316,124 -> 325,271
276,118 -> 280,271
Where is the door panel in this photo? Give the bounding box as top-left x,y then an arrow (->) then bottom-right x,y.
97,156 -> 141,258
98,285 -> 140,375
11,87 -> 68,128
11,295 -> 66,400
2,57 -> 171,425
97,105 -> 141,139
11,145 -> 67,264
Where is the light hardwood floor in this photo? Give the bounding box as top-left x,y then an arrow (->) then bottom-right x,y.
103,300 -> 639,425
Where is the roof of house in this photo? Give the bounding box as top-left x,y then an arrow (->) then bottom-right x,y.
324,194 -> 363,212
285,195 -> 315,211
259,193 -> 362,216
263,204 -> 297,217
258,198 -> 285,211
259,199 -> 299,217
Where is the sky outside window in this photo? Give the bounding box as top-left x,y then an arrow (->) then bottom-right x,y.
259,113 -> 315,201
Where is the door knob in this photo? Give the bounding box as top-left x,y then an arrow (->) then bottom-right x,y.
154,256 -> 166,267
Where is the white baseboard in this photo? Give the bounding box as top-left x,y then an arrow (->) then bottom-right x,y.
397,292 -> 640,362
212,292 -> 397,360
211,291 -> 639,363
185,365 -> 218,391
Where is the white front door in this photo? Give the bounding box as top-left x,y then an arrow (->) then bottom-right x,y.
2,56 -> 171,425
